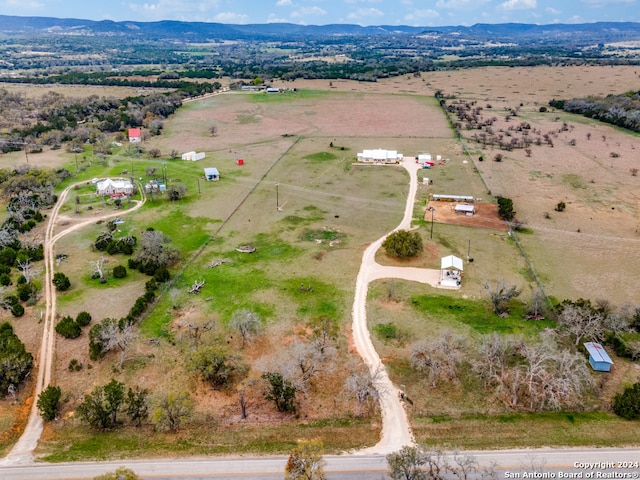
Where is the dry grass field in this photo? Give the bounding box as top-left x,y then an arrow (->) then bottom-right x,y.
2,65 -> 640,458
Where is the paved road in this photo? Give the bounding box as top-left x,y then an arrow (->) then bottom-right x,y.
1,182 -> 146,466
2,448 -> 640,479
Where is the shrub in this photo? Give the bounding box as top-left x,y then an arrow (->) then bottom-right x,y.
52,272 -> 71,291
496,196 -> 516,221
113,265 -> 127,279
382,230 -> 423,259
0,273 -> 11,286
3,294 -> 19,308
55,316 -> 81,339
0,322 -> 33,391
555,201 -> 566,212
11,303 -> 24,317
18,282 -> 37,302
612,382 -> 640,420
37,385 -> 62,421
128,258 -> 140,270
374,322 -> 398,340
76,311 -> 92,327
153,266 -> 170,282
0,247 -> 17,266
262,372 -> 297,413
68,358 -> 83,371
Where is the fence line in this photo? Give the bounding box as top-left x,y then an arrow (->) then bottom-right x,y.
439,100 -> 551,305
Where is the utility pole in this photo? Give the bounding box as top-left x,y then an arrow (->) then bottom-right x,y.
275,183 -> 280,210
428,206 -> 435,239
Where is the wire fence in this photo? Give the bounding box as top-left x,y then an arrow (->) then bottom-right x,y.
439,100 -> 552,306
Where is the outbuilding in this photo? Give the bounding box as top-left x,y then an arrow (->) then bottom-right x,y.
455,204 -> 476,216
584,342 -> 614,372
440,255 -> 463,288
204,167 -> 220,181
128,128 -> 141,143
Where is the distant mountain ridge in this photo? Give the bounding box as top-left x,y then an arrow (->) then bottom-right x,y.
1,14 -> 640,43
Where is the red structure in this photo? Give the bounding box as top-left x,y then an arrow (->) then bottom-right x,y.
236,158 -> 245,165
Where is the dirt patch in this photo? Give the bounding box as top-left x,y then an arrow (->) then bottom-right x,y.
426,201 -> 508,231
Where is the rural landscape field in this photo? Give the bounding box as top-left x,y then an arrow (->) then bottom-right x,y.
1,63 -> 640,466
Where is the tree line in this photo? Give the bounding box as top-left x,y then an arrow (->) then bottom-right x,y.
550,91 -> 640,133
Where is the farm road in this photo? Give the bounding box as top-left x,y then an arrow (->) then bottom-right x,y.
1,182 -> 146,466
351,158 -> 441,454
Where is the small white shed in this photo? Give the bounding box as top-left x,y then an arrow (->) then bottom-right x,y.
204,168 -> 220,181
455,204 -> 476,216
440,255 -> 463,288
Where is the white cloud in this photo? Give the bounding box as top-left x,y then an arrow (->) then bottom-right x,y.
267,13 -> 289,23
214,12 -> 250,23
125,1 -> 225,21
3,0 -> 44,10
276,0 -> 292,6
581,0 -> 635,4
290,6 -> 328,18
545,6 -> 561,15
405,9 -> 440,22
347,7 -> 384,19
435,0 -> 489,9
498,0 -> 537,10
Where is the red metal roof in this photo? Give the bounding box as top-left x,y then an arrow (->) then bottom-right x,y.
128,128 -> 141,137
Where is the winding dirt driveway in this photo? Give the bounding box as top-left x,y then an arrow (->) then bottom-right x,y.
1,182 -> 145,466
353,159 -> 441,454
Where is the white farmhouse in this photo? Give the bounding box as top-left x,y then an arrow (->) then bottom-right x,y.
96,178 -> 134,197
357,149 -> 403,164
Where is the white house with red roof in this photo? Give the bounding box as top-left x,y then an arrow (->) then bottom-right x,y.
128,128 -> 141,143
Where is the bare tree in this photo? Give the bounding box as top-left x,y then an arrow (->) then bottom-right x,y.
451,450 -> 479,480
520,341 -> 551,410
133,230 -> 179,268
344,366 -> 383,417
16,258 -> 41,284
386,445 -> 429,480
526,288 -> 547,319
307,315 -> 339,355
90,258 -> 108,282
93,318 -> 138,368
180,317 -> 215,349
287,339 -> 327,390
410,340 -> 444,388
230,309 -> 262,348
557,303 -> 606,345
474,333 -> 516,388
435,331 -> 466,381
483,280 -> 521,315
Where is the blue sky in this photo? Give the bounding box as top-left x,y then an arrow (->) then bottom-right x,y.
0,0 -> 637,26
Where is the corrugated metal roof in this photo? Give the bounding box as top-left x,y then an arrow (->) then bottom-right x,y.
584,342 -> 613,364
441,255 -> 463,271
